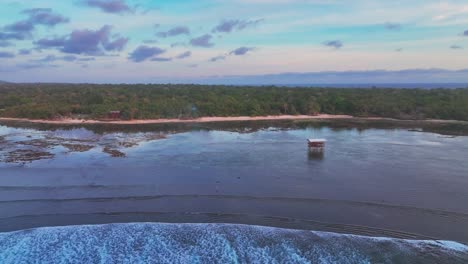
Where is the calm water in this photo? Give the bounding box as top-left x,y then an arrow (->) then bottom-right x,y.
1,122 -> 468,246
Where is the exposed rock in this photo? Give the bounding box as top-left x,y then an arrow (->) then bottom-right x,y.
103,147 -> 126,158
118,141 -> 139,148
62,144 -> 94,152
0,136 -> 7,150
144,133 -> 167,141
45,136 -> 98,143
16,139 -> 58,148
3,149 -> 54,163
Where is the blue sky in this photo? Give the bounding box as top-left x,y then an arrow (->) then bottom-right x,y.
0,0 -> 467,83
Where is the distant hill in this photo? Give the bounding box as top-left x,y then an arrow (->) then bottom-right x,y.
185,69 -> 468,87
0,80 -> 9,84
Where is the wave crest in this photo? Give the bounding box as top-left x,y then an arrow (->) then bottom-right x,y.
0,223 -> 467,263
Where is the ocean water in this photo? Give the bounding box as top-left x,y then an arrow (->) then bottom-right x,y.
1,121 -> 468,262
0,223 -> 467,264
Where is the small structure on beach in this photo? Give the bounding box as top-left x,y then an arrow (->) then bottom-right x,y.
308,139 -> 326,151
108,111 -> 121,120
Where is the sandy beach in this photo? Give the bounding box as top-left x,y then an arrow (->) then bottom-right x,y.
1,114 -> 467,125
0,114 -> 354,125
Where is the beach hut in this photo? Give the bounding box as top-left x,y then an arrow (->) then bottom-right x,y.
108,111 -> 121,119
308,139 -> 326,151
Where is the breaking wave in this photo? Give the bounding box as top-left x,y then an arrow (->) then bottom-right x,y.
0,223 -> 467,263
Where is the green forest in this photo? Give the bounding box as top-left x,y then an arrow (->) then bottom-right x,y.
1,84 -> 468,121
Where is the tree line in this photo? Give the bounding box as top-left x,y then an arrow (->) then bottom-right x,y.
0,83 -> 467,121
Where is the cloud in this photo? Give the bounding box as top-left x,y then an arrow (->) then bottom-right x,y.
0,51 -> 15,58
212,19 -> 264,33
143,39 -> 158,44
209,55 -> 226,62
230,47 -> 255,56
34,25 -> 129,55
0,41 -> 14,47
32,54 -> 78,63
62,26 -> 112,55
63,55 -> 78,61
78,57 -> 96,61
19,49 -> 31,55
0,32 -> 27,41
176,51 -> 191,59
323,40 -> 343,49
103,36 -> 129,51
209,47 -> 255,63
3,8 -> 68,37
82,0 -> 132,14
34,37 -> 67,49
156,26 -> 190,38
129,45 -> 165,62
23,8 -> 69,27
142,50 -> 191,62
16,63 -> 59,70
2,22 -> 34,41
0,9 -> 68,45
190,34 -> 214,47
450,45 -> 463,49
30,54 -> 95,65
4,21 -> 34,33
384,22 -> 402,31
33,55 -> 59,62
151,57 -> 172,62
15,63 -> 42,69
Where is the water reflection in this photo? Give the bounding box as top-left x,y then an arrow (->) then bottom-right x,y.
308,150 -> 324,160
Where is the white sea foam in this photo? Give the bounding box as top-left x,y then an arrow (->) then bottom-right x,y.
0,223 -> 466,264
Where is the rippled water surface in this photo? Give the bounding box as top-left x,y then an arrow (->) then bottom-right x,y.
1,122 -> 468,245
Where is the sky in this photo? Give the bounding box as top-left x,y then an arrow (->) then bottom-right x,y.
0,0 -> 468,84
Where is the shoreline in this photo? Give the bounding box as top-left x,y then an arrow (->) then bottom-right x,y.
0,114 -> 467,125
0,114 -> 352,125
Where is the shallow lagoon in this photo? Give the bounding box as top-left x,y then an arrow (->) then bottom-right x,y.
1,121 -> 468,244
